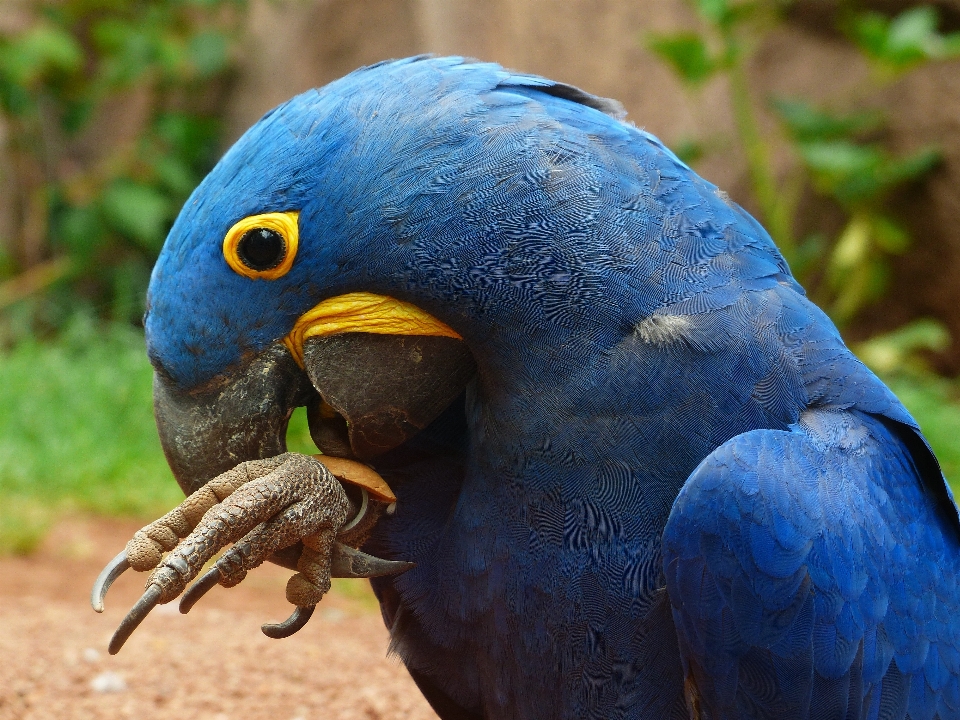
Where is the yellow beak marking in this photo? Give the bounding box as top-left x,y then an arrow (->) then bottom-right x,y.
282,292 -> 462,367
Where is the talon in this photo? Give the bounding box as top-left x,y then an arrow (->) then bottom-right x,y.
261,605 -> 315,639
108,584 -> 162,655
179,567 -> 222,614
339,488 -> 369,534
91,550 -> 131,613
330,542 -> 415,578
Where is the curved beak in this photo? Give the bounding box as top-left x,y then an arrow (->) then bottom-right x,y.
152,331 -> 475,510
301,333 -> 476,459
153,344 -> 314,495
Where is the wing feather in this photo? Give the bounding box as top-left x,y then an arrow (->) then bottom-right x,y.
663,409 -> 960,719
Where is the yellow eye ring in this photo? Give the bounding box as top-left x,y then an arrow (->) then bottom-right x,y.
223,211 -> 300,280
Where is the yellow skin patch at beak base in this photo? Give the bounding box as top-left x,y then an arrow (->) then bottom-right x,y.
223,211 -> 300,280
282,292 -> 462,367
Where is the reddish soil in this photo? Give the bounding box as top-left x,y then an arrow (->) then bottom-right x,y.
0,517 -> 437,720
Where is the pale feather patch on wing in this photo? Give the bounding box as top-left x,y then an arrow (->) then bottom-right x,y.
634,314 -> 692,345
797,407 -> 871,452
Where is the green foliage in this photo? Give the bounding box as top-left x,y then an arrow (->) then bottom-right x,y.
856,318 -> 950,376
771,98 -> 884,142
0,0 -> 243,337
647,1 -> 951,328
797,140 -> 939,204
648,34 -> 719,84
764,94 -> 942,321
848,6 -> 960,73
287,405 -> 320,456
671,137 -> 708,165
0,317 -> 178,552
0,318 -> 320,554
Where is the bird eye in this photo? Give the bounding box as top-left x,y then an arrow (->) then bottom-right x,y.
223,211 -> 299,280
238,228 -> 285,271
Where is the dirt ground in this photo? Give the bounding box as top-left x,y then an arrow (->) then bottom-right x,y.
0,516 -> 437,720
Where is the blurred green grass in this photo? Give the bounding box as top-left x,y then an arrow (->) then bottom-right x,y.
0,318 -> 316,553
1,322 -> 959,554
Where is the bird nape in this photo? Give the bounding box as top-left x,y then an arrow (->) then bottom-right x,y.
91,56 -> 960,720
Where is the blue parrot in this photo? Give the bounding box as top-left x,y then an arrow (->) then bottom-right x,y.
93,56 -> 960,719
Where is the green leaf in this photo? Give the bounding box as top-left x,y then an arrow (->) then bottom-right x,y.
154,112 -> 221,168
799,140 -> 882,178
154,35 -> 189,78
101,181 -> 173,251
829,215 -> 871,273
0,80 -> 33,116
152,156 -> 196,195
110,258 -> 150,325
53,205 -> 106,263
803,140 -> 940,203
695,0 -> 730,25
849,6 -> 960,71
188,30 -> 228,77
789,233 -> 826,278
856,319 -> 950,374
850,12 -> 889,58
92,19 -> 156,87
0,25 -> 83,86
771,98 -> 884,142
61,98 -> 95,134
943,33 -> 960,56
91,18 -> 134,55
647,33 -> 718,84
888,6 -> 939,58
694,0 -> 758,30
878,146 -> 941,186
871,215 -> 910,253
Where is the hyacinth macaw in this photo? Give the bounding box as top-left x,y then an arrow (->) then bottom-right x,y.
91,56 -> 960,719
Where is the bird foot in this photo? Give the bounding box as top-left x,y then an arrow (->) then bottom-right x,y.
91,453 -> 413,654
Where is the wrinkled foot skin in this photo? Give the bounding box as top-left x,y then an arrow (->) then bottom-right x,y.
99,453 -> 352,654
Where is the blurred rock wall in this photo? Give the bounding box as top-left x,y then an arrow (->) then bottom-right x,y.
225,0 -> 960,368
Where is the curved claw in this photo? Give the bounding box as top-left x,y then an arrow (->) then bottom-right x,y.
179,567 -> 222,614
91,550 -> 131,613
338,487 -> 369,534
108,583 -> 162,655
330,542 -> 415,578
261,605 -> 315,639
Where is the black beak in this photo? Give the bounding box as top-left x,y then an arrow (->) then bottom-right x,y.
301,333 -> 476,459
153,332 -> 475,499
153,344 -> 314,496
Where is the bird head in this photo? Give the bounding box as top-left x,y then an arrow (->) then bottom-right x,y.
145,56 -> 646,496
149,58 -> 484,495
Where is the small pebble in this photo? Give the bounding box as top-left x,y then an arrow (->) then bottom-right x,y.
82,647 -> 100,663
90,671 -> 127,693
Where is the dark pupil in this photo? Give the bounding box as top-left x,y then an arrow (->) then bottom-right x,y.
237,228 -> 285,271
